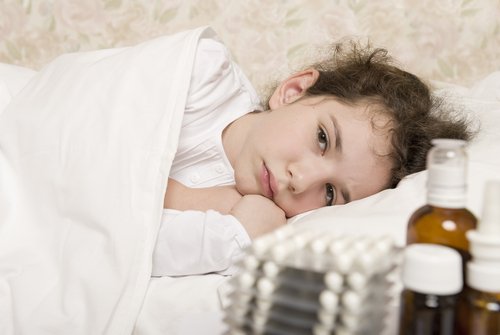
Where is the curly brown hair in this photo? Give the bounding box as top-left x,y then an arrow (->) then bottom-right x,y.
299,41 -> 475,188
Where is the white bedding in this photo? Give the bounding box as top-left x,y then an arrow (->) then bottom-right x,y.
0,26 -> 212,335
1,26 -> 499,335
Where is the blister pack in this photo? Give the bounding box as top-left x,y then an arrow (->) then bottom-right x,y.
223,226 -> 401,335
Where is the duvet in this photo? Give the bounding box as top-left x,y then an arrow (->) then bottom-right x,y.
0,26 -> 212,335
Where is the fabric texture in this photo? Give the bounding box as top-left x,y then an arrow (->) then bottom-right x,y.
152,209 -> 250,276
0,26 -> 211,335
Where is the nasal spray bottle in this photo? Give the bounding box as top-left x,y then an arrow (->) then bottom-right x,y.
458,180 -> 500,334
406,139 -> 478,272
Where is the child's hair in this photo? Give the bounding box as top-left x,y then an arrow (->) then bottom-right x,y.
269,41 -> 475,188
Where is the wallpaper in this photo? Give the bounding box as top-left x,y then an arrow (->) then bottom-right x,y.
1,0 -> 499,92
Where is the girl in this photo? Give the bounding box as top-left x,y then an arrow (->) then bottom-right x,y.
152,34 -> 473,277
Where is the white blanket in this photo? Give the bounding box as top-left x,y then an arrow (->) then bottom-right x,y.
0,26 -> 212,335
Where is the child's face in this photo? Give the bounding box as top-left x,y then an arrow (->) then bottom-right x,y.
232,96 -> 393,217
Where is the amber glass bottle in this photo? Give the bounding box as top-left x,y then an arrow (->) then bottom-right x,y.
407,139 -> 477,267
398,244 -> 463,335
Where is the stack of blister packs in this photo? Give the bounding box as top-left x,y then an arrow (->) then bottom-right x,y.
223,226 -> 401,335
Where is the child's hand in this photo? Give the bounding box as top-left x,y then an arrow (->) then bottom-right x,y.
230,194 -> 286,239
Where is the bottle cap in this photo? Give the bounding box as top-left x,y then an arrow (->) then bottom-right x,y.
467,262 -> 500,292
402,244 -> 462,295
427,139 -> 467,208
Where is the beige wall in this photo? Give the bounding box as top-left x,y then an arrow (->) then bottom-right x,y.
1,0 -> 499,92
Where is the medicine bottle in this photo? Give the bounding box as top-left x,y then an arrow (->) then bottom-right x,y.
398,244 -> 463,335
407,139 -> 477,268
457,180 -> 500,334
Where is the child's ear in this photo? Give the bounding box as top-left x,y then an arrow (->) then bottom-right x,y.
268,69 -> 320,109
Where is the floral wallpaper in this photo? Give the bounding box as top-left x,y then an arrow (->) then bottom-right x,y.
1,0 -> 499,93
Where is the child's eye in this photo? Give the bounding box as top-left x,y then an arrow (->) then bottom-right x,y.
317,127 -> 329,153
326,183 -> 336,206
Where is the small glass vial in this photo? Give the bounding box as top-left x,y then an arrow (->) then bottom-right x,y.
398,244 -> 463,335
407,139 -> 477,268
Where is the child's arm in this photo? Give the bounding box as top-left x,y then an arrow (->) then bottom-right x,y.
154,179 -> 286,276
164,178 -> 242,214
164,178 -> 286,238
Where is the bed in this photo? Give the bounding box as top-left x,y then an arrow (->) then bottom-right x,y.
1,2 -> 500,335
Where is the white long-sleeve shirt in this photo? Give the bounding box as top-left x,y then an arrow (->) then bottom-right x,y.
151,36 -> 262,276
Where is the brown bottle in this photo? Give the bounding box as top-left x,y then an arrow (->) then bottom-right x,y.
407,139 -> 477,267
398,244 -> 463,335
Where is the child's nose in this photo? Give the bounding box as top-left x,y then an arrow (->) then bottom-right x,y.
287,159 -> 329,194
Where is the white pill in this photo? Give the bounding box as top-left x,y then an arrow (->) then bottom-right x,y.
324,271 -> 344,293
319,290 -> 339,312
293,230 -> 319,248
373,235 -> 394,255
257,277 -> 276,297
252,234 -> 276,256
243,254 -> 260,271
342,290 -> 367,314
263,261 -> 281,278
238,271 -> 255,289
328,235 -> 353,255
335,250 -> 355,274
355,251 -> 378,275
347,272 -> 368,291
340,311 -> 359,330
317,309 -> 337,327
352,236 -> 372,252
271,240 -> 296,261
273,224 -> 294,240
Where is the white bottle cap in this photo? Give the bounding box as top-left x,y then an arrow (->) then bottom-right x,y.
427,139 -> 467,208
402,244 -> 462,295
467,262 -> 500,293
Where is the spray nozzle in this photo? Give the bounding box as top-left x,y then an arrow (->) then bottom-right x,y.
467,180 -> 500,264
466,180 -> 500,292
477,180 -> 500,236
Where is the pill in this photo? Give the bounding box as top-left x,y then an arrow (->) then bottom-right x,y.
317,309 -> 337,327
319,290 -> 339,312
347,272 -> 368,291
263,261 -> 281,278
238,271 -> 255,289
257,277 -> 276,297
335,250 -> 355,274
243,254 -> 260,271
324,271 -> 344,293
